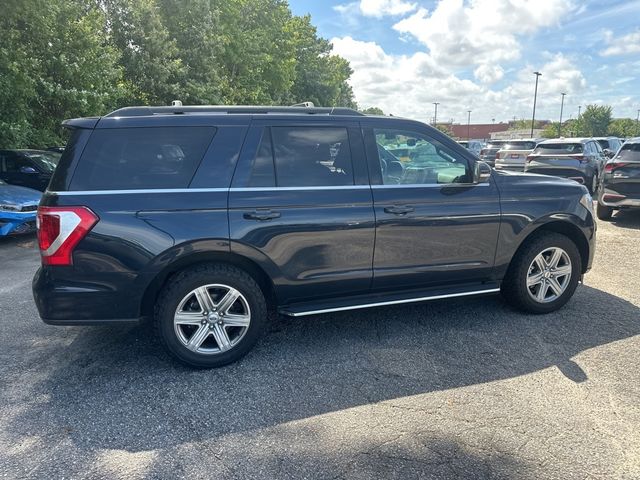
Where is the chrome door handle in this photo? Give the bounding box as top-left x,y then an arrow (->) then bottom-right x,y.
384,205 -> 414,215
243,210 -> 281,221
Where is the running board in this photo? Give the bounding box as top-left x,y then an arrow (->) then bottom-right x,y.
279,285 -> 501,317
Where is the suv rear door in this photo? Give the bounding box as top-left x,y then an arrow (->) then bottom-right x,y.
228,118 -> 375,305
363,120 -> 501,291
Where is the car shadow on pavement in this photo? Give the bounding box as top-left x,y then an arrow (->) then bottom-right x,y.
608,208 -> 640,230
1,284 -> 639,476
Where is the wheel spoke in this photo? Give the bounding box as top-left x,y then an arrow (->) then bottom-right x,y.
536,282 -> 549,301
186,325 -> 211,351
194,287 -> 215,312
554,265 -> 572,277
222,314 -> 250,328
527,271 -> 544,287
548,277 -> 564,296
534,255 -> 546,272
175,312 -> 203,325
216,288 -> 240,314
212,324 -> 232,351
548,249 -> 563,269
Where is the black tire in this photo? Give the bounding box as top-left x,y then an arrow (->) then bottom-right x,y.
155,264 -> 267,368
501,232 -> 581,314
596,201 -> 613,221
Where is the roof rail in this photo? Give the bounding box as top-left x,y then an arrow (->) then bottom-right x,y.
104,105 -> 364,118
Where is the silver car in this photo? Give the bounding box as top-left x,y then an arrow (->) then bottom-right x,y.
495,139 -> 541,171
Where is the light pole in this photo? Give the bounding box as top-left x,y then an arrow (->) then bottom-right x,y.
636,109 -> 639,136
558,93 -> 566,137
577,105 -> 582,136
433,102 -> 440,126
467,110 -> 472,140
530,71 -> 542,138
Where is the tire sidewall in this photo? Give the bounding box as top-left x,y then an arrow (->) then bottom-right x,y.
157,266 -> 267,368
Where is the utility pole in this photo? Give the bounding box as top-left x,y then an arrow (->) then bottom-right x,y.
467,110 -> 472,140
433,102 -> 440,126
558,93 -> 566,137
530,71 -> 542,138
636,109 -> 640,136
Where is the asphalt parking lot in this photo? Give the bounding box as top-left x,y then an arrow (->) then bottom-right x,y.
1,211 -> 639,479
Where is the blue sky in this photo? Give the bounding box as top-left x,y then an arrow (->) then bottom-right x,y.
289,0 -> 640,124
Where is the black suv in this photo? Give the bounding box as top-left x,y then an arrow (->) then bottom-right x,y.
0,149 -> 59,191
33,105 -> 596,367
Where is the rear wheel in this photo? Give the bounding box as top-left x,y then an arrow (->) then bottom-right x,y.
156,264 -> 267,368
501,232 -> 581,314
596,202 -> 613,221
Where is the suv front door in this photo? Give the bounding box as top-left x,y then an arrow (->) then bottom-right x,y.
228,120 -> 375,305
363,121 -> 501,292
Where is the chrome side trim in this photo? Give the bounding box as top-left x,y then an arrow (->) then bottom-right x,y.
371,183 -> 490,189
230,185 -> 371,192
51,188 -> 229,195
282,288 -> 501,317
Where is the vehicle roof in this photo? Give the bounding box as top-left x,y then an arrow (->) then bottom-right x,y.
105,105 -> 365,118
592,136 -> 620,140
623,137 -> 640,144
538,138 -> 595,144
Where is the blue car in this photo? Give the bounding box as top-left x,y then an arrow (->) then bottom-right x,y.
0,179 -> 40,236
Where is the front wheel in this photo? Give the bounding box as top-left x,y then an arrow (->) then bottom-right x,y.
501,233 -> 581,314
156,264 -> 267,368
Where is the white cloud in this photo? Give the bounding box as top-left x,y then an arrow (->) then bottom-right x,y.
474,64 -> 504,84
331,36 -> 587,123
334,0 -> 417,18
601,29 -> 640,56
393,0 -> 576,68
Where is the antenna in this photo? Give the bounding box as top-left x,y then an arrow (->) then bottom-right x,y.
291,102 -> 315,108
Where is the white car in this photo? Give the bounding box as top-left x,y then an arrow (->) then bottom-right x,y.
495,139 -> 542,171
457,140 -> 483,156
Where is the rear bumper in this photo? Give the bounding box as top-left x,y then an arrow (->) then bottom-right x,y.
32,267 -> 146,324
525,167 -> 588,183
495,163 -> 525,171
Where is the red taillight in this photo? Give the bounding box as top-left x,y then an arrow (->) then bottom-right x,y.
603,193 -> 626,202
37,206 -> 98,266
526,155 -> 534,163
480,149 -> 487,156
604,162 -> 629,173
495,152 -> 501,159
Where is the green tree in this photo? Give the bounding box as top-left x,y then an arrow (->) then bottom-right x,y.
576,104 -> 612,137
362,107 -> 384,115
509,119 -> 546,131
607,118 -> 640,138
434,124 -> 454,137
0,0 -> 123,147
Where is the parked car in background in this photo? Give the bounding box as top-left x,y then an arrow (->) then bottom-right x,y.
33,104 -> 595,368
457,140 -> 483,156
596,137 -> 640,220
494,139 -> 540,171
0,179 -> 40,236
524,138 -> 605,194
594,137 -> 623,159
0,149 -> 59,191
479,140 -> 506,167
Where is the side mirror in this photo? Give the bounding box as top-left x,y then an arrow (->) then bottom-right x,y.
603,149 -> 614,158
474,161 -> 491,184
19,166 -> 37,174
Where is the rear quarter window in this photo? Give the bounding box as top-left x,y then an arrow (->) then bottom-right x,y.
70,127 -> 216,190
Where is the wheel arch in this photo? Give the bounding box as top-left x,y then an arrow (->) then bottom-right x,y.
139,250 -> 277,318
507,219 -> 591,276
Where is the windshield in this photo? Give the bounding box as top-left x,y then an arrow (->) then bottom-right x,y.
27,154 -> 58,173
503,141 -> 537,150
458,141 -> 468,147
617,143 -> 640,161
535,143 -> 584,154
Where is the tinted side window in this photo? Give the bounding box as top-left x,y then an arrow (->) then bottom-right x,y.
271,127 -> 354,187
374,129 -> 470,185
5,156 -> 32,173
70,127 -> 216,190
248,128 -> 276,187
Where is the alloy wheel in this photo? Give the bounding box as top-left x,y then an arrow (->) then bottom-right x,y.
173,284 -> 251,354
526,247 -> 572,304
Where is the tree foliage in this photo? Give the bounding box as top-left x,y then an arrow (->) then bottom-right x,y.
361,107 -> 384,115
607,118 -> 640,138
575,104 -> 612,137
0,0 -> 357,147
434,124 -> 454,137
